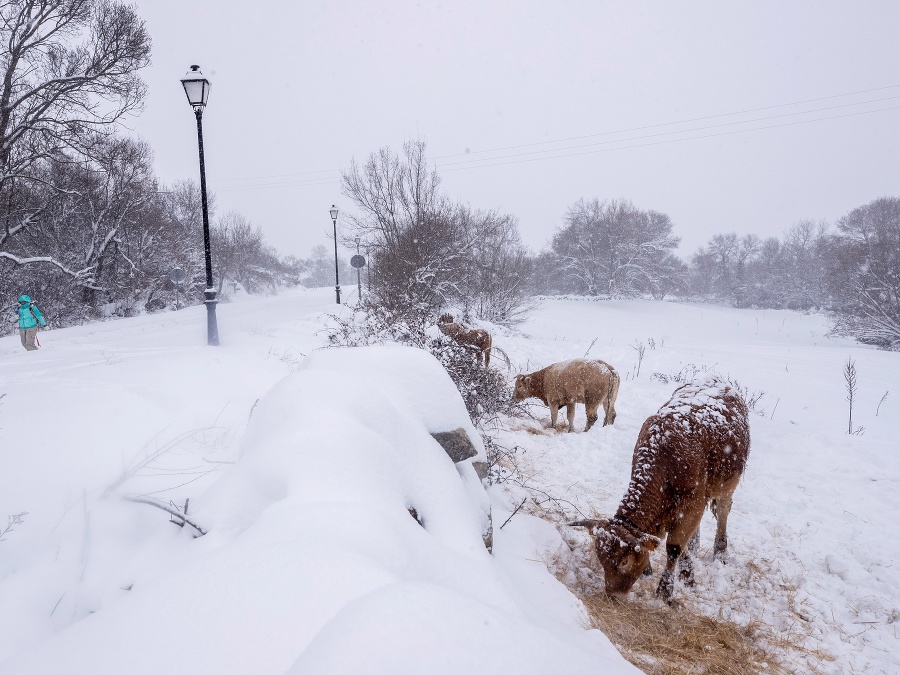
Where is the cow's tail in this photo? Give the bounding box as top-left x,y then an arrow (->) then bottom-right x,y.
606,368 -> 621,424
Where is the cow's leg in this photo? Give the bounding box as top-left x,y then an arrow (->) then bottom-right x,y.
566,402 -> 576,432
677,549 -> 695,586
656,542 -> 680,604
687,530 -> 700,552
549,402 -> 559,430
712,476 -> 740,559
713,493 -> 734,558
656,505 -> 704,603
584,398 -> 600,432
484,347 -> 491,368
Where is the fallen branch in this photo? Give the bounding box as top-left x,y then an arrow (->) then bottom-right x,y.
500,497 -> 528,530
0,512 -> 27,541
124,495 -> 207,536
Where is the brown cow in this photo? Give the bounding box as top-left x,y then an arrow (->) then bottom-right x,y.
437,314 -> 492,368
513,359 -> 620,432
570,375 -> 750,604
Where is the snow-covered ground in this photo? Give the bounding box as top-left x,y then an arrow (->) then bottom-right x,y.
492,298 -> 899,674
0,289 -> 896,673
0,289 -> 636,674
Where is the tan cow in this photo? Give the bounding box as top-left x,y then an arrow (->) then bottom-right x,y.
513,359 -> 620,432
437,314 -> 492,368
570,375 -> 750,604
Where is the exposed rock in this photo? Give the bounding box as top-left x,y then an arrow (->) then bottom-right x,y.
430,428 -> 478,463
472,461 -> 489,482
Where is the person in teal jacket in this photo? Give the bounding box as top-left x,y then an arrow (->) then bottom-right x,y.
17,294 -> 46,351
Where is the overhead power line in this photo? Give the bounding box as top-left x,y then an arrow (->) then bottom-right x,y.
437,104 -> 900,173
433,82 -> 900,160
435,96 -> 900,169
209,83 -> 900,191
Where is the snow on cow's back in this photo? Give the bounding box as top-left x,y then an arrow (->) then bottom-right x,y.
655,375 -> 743,436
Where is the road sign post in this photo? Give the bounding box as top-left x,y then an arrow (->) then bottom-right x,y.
350,253 -> 366,302
169,267 -> 186,310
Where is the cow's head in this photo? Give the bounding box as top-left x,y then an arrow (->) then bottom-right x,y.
569,519 -> 660,597
512,374 -> 532,401
438,313 -> 454,325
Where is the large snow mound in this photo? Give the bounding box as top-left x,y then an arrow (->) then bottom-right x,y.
0,336 -> 636,674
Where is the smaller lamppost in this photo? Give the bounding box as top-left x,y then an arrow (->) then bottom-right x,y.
330,205 -> 341,304
180,64 -> 219,345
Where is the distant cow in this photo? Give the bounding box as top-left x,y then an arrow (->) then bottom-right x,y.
570,376 -> 750,604
437,314 -> 492,368
513,359 -> 620,432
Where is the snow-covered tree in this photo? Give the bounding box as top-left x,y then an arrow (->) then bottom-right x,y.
829,197 -> 900,349
550,198 -> 681,297
0,0 -> 151,278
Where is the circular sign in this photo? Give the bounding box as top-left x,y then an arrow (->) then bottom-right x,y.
350,254 -> 367,269
169,267 -> 186,284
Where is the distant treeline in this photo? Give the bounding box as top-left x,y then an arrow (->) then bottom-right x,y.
529,196 -> 900,350
334,142 -> 899,351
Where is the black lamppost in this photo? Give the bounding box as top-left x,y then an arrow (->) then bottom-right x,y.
330,205 -> 341,304
180,65 -> 219,345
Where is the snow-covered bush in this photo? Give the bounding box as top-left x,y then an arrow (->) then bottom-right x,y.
326,299 -> 516,428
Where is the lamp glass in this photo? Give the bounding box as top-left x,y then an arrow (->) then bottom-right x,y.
330,206 -> 339,220
181,65 -> 211,108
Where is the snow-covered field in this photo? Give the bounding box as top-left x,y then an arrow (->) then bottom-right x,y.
0,289 -> 896,673
494,298 -> 899,673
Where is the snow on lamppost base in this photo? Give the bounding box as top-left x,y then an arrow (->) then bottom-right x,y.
204,287 -> 219,346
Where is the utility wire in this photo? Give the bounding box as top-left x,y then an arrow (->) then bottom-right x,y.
213,167 -> 340,184
208,84 -> 900,190
435,95 -> 900,168
434,83 -> 900,159
214,104 -> 900,189
215,176 -> 340,193
437,104 -> 900,172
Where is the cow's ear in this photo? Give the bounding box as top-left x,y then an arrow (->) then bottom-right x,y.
637,533 -> 660,552
568,518 -> 608,538
523,375 -> 532,387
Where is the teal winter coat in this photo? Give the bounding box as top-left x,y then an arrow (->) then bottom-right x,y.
17,295 -> 46,330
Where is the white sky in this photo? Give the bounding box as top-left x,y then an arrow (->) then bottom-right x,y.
129,1 -> 900,260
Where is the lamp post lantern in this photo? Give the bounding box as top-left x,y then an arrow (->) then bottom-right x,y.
330,205 -> 341,304
180,65 -> 219,345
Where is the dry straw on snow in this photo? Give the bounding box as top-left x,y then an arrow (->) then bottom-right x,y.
579,591 -> 828,675
550,541 -> 834,675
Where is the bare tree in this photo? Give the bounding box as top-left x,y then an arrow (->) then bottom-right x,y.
341,141 -> 533,323
551,198 -> 681,297
0,0 -> 151,274
341,140 -> 448,253
212,211 -> 281,295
